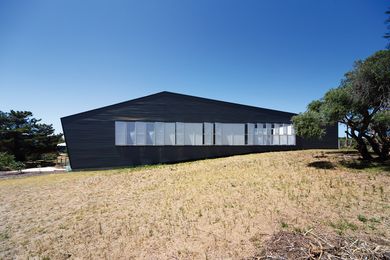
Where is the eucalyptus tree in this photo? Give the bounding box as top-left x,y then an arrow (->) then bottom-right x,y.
292,50 -> 390,160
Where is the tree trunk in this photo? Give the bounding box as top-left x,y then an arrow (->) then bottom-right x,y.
382,144 -> 390,160
363,134 -> 386,160
375,130 -> 390,161
356,140 -> 372,160
347,127 -> 372,160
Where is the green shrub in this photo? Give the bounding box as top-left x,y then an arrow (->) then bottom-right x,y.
0,152 -> 25,171
40,153 -> 58,161
357,214 -> 368,223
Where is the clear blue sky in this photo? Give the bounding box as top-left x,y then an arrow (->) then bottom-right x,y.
0,0 -> 388,135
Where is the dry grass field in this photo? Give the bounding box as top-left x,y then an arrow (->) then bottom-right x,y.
0,150 -> 389,259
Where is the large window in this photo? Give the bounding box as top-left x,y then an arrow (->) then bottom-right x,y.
115,121 -> 296,146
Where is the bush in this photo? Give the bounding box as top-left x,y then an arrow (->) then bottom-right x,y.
40,153 -> 58,161
0,152 -> 25,171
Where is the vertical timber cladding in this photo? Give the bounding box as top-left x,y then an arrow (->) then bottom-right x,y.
61,91 -> 338,169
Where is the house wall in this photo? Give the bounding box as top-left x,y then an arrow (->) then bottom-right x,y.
61,93 -> 338,169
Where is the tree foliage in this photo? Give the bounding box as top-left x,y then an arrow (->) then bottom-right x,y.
0,152 -> 25,171
292,50 -> 390,160
0,110 -> 62,162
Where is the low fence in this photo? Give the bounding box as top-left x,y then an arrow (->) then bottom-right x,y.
338,138 -> 356,149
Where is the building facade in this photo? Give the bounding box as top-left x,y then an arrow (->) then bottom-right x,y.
61,92 -> 338,169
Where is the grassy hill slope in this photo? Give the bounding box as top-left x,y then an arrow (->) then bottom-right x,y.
0,150 -> 389,259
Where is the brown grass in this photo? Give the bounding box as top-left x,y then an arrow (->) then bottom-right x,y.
0,150 -> 389,259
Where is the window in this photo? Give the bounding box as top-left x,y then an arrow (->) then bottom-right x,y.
222,124 -> 233,145
279,124 -> 288,145
175,122 -> 185,145
232,124 -> 245,145
164,123 -> 175,145
247,123 -> 255,145
265,123 -> 272,145
115,121 -> 127,145
287,125 -> 294,135
272,124 -> 280,145
287,125 -> 295,145
280,134 -> 288,145
288,135 -> 296,145
145,123 -> 155,145
279,125 -> 284,135
127,122 -> 136,145
215,123 -> 222,145
254,123 -> 264,145
220,123 -> 245,145
114,121 -> 296,146
184,123 -> 203,145
204,123 -> 213,145
135,122 -> 146,145
155,122 -> 164,145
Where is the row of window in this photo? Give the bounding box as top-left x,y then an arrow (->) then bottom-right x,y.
115,121 -> 296,146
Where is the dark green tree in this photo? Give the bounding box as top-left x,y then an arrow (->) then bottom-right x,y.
292,50 -> 390,161
0,110 -> 62,162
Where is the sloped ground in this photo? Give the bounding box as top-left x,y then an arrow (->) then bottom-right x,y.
0,150 -> 389,259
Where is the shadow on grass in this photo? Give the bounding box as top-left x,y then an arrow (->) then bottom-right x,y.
323,150 -> 390,173
307,161 -> 336,169
339,160 -> 390,173
324,150 -> 360,155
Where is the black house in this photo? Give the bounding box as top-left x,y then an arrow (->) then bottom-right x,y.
61,91 -> 338,170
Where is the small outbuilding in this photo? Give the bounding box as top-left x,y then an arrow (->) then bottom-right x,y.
61,91 -> 337,170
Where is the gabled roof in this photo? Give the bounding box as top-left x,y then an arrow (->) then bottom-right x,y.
61,91 -> 296,122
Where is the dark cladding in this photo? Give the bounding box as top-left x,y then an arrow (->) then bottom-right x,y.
61,92 -> 338,169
